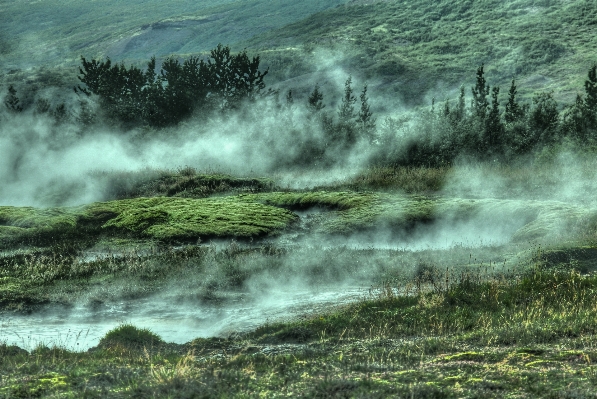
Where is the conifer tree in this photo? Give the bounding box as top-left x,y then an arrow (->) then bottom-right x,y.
562,94 -> 590,141
307,84 -> 325,113
34,98 -> 51,115
457,85 -> 466,118
357,84 -> 376,143
529,91 -> 559,144
584,64 -> 597,128
505,78 -> 524,123
471,64 -> 489,120
4,85 -> 22,112
485,86 -> 504,152
331,76 -> 359,147
338,76 -> 357,124
52,103 -> 69,124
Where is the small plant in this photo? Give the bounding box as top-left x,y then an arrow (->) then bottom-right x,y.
98,324 -> 163,350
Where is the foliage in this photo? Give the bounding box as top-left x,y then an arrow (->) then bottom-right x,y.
4,251 -> 597,397
98,324 -> 164,350
0,193 -> 298,248
247,0 -> 597,106
357,84 -> 376,143
76,45 -> 268,127
471,64 -> 490,120
504,78 -> 525,124
3,85 -> 22,113
307,83 -> 325,114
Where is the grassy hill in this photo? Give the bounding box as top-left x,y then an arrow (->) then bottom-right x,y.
245,0 -> 597,107
3,0 -> 597,111
0,0 -> 345,69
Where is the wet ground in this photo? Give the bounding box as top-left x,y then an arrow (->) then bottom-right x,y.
0,285 -> 367,351
0,206 -> 535,352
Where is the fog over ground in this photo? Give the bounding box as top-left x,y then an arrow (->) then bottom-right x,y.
2,86 -> 597,351
2,95 -> 596,208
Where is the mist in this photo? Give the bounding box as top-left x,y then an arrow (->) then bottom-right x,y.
3,51 -> 597,356
0,89 -> 373,207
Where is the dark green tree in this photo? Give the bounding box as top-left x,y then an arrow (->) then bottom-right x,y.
584,64 -> 597,129
484,86 -> 504,154
205,44 -> 268,111
76,57 -> 147,126
307,84 -> 325,114
455,85 -> 466,122
471,64 -> 489,120
442,99 -> 451,118
76,45 -> 268,127
357,84 -> 376,143
52,103 -> 69,124
332,75 -> 359,147
338,75 -> 357,124
561,94 -> 590,141
76,98 -> 96,127
34,98 -> 51,115
504,78 -> 524,123
529,91 -> 559,144
4,85 -> 22,112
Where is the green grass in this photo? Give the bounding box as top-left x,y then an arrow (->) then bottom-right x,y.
240,190 -> 597,239
4,266 -> 597,397
0,0 -> 345,68
0,192 -> 298,248
247,0 -> 597,106
88,196 -> 297,240
2,183 -> 596,248
2,164 -> 597,395
97,324 -> 164,351
6,1 -> 597,114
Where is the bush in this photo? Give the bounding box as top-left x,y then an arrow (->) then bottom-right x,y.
98,324 -> 164,350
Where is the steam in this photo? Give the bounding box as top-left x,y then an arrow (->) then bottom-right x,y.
0,90 -> 374,207
3,54 -> 597,353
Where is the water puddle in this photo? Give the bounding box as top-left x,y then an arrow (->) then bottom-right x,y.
0,286 -> 366,352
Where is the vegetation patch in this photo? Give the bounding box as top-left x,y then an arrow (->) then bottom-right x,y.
97,324 -> 164,351
0,206 -> 80,247
2,189 -> 594,249
0,196 -> 299,248
249,0 -> 597,104
3,267 -> 597,397
91,196 -> 298,241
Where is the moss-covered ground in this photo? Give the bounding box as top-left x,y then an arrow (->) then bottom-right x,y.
3,264 -> 597,398
2,185 -> 595,248
2,167 -> 597,397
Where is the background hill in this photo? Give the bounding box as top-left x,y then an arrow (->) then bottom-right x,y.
246,0 -> 597,108
0,0 -> 345,99
0,0 -> 345,66
2,0 -> 597,110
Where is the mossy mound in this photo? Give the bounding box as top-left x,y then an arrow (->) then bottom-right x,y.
0,206 -> 80,246
241,191 -> 377,211
88,196 -> 298,240
97,324 -> 164,351
1,191 -> 596,248
245,192 -> 595,241
100,170 -> 275,200
0,196 -> 299,248
163,174 -> 274,197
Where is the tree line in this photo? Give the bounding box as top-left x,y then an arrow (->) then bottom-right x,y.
371,64 -> 597,166
3,44 -> 597,167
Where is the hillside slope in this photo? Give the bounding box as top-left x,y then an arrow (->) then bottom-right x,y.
0,0 -> 345,69
245,0 -> 597,106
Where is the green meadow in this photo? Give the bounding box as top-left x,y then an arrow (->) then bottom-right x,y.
3,0 -> 597,397
2,166 -> 597,397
